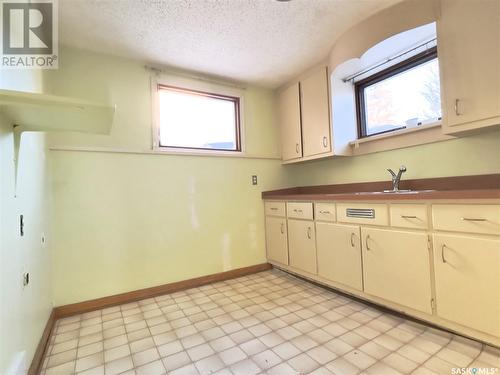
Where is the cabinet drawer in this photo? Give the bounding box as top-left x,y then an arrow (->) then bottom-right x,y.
265,201 -> 286,217
337,203 -> 388,226
432,204 -> 500,235
287,202 -> 314,220
315,203 -> 336,222
390,204 -> 429,230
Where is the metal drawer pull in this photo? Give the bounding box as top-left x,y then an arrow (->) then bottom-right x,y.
323,136 -> 328,147
350,233 -> 356,247
296,143 -> 300,153
401,215 -> 417,219
319,210 -> 330,214
454,98 -> 462,116
270,207 -> 278,211
347,208 -> 375,219
293,209 -> 303,213
307,227 -> 312,239
280,223 -> 285,234
365,235 -> 371,251
441,244 -> 448,263
461,217 -> 486,222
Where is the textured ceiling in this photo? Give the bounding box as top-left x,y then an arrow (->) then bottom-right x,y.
59,0 -> 401,88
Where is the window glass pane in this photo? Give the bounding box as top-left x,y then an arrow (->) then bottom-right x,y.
159,87 -> 239,151
363,58 -> 441,136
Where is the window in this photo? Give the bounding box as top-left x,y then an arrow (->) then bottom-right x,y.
356,47 -> 441,138
157,84 -> 241,152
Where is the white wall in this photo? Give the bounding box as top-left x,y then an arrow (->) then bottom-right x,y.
0,72 -> 53,374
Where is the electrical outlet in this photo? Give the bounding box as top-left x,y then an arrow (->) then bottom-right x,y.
252,175 -> 258,185
22,272 -> 29,286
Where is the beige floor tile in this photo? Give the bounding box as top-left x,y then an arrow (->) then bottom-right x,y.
194,354 -> 225,375
239,338 -> 267,356
252,349 -> 281,370
359,340 -> 391,360
130,337 -> 155,353
230,358 -> 261,375
187,343 -> 214,361
47,349 -> 78,368
307,345 -> 337,365
136,359 -> 166,375
169,363 -> 199,375
105,355 -> 134,375
104,344 -> 131,362
45,360 -> 76,375
133,347 -> 160,367
219,346 -> 247,366
76,364 -> 104,375
158,340 -> 183,358
75,352 -> 104,373
162,351 -> 191,372
266,362 -> 297,375
383,352 -> 419,373
288,353 -> 319,373
343,349 -> 377,370
365,362 -> 403,375
326,357 -> 360,375
272,341 -> 301,360
52,339 -> 78,354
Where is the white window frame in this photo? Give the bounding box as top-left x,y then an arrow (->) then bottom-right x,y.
151,74 -> 246,156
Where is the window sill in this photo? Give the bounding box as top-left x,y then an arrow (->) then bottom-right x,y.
348,122 -> 454,155
153,146 -> 247,158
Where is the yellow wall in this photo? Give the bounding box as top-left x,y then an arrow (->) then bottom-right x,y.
290,130 -> 500,186
0,74 -> 53,373
47,47 -> 293,306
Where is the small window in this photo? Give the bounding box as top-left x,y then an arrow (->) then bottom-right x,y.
157,84 -> 241,152
356,47 -> 441,138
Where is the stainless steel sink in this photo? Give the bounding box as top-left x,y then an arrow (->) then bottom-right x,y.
353,189 -> 435,195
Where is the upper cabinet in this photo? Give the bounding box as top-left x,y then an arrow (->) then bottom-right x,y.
301,67 -> 331,157
438,0 -> 500,134
278,83 -> 302,161
278,66 -> 331,163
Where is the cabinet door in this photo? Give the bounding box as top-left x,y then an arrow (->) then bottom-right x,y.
433,234 -> 500,337
438,0 -> 500,132
288,219 -> 317,274
265,217 -> 288,265
361,227 -> 432,314
279,83 -> 302,161
316,223 -> 362,290
301,67 -> 331,157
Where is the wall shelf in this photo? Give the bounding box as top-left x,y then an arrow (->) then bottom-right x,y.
0,89 -> 115,134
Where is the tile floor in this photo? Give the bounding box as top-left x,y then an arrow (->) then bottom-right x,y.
41,270 -> 499,375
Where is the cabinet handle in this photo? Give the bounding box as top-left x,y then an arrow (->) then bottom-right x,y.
307,227 -> 312,239
270,207 -> 278,211
319,210 -> 330,214
454,99 -> 462,116
365,235 -> 371,251
350,233 -> 356,247
280,223 -> 285,234
295,143 -> 300,154
293,209 -> 303,213
323,136 -> 328,148
400,215 -> 418,219
441,244 -> 448,263
461,217 -> 486,222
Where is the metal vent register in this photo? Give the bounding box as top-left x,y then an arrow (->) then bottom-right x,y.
346,208 -> 375,219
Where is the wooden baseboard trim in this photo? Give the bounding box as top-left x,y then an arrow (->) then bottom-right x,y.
28,309 -> 56,375
54,263 -> 272,318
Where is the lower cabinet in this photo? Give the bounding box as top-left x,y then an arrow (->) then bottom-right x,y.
361,227 -> 432,314
288,219 -> 317,274
316,223 -> 363,290
433,234 -> 500,337
265,217 -> 288,265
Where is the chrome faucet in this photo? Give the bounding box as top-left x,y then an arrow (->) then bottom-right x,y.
387,165 -> 407,192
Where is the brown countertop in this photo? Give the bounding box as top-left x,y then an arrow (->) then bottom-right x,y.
262,174 -> 500,201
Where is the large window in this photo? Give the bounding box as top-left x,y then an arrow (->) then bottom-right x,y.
157,84 -> 241,152
356,47 -> 441,138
